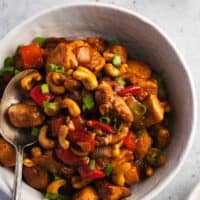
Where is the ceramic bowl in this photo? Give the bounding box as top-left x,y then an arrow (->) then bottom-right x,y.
0,3 -> 196,200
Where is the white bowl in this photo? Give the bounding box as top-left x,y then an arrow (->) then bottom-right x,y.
188,182 -> 200,200
0,3 -> 197,200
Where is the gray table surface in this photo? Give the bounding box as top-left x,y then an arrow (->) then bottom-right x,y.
0,0 -> 199,199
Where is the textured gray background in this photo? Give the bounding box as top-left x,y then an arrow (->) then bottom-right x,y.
0,0 -> 200,200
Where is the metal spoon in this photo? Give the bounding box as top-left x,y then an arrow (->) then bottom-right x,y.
0,69 -> 37,200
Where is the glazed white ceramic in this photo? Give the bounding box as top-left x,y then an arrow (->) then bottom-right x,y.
0,3 -> 196,200
188,182 -> 200,200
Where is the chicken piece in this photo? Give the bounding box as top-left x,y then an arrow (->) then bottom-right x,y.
8,103 -> 45,128
64,76 -> 81,91
96,180 -> 131,200
151,124 -> 170,149
86,37 -> 105,52
23,166 -> 49,190
0,138 -> 16,167
112,149 -> 133,166
103,45 -> 127,64
112,162 -> 139,186
135,129 -> 152,159
95,126 -> 129,146
121,60 -> 151,84
73,186 -> 99,200
144,94 -> 164,126
76,45 -> 105,74
33,151 -> 62,174
95,81 -> 133,123
46,40 -> 85,70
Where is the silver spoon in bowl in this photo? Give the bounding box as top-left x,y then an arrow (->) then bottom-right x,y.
0,69 -> 38,200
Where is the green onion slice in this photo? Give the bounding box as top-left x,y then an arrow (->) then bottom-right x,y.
105,164 -> 113,176
82,95 -> 95,110
112,54 -> 121,67
49,64 -> 65,73
0,66 -> 15,76
14,69 -> 21,75
133,104 -> 147,116
100,116 -> 111,124
4,57 -> 14,67
43,101 -> 58,111
89,159 -> 96,170
31,127 -> 39,137
114,121 -> 124,132
135,130 -> 143,138
152,72 -> 164,88
34,36 -> 46,47
41,83 -> 49,93
45,193 -> 58,200
53,173 -> 62,180
107,39 -> 118,46
115,77 -> 126,86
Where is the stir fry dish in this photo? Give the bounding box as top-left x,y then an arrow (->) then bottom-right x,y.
0,37 -> 171,200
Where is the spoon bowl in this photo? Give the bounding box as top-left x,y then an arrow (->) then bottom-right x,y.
0,69 -> 38,200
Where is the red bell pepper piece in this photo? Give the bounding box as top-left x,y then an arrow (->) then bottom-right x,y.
72,116 -> 86,131
123,131 -> 137,151
117,85 -> 142,97
69,131 -> 95,152
19,43 -> 43,69
87,120 -> 115,134
30,85 -> 54,106
78,165 -> 105,180
56,149 -> 81,165
51,117 -> 65,137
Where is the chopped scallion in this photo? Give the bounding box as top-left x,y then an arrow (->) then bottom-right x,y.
49,64 -> 65,73
135,130 -> 143,138
133,104 -> 147,116
114,121 -> 124,132
115,77 -> 126,86
45,193 -> 58,200
152,72 -> 164,89
31,127 -> 39,136
41,83 -> 49,93
89,159 -> 96,170
105,164 -> 113,176
107,39 -> 118,46
43,101 -> 58,111
100,116 -> 111,124
34,36 -> 46,47
53,173 -> 62,180
4,57 -> 14,67
0,66 -> 14,76
14,69 -> 21,75
112,54 -> 121,67
82,95 -> 95,110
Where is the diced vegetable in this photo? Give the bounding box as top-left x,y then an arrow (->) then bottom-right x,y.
4,57 -> 14,67
49,64 -> 65,73
105,164 -> 113,176
69,131 -> 95,152
43,101 -> 58,111
82,95 -> 95,110
45,193 -> 67,200
41,83 -> 49,93
31,127 -> 39,136
99,116 -> 111,124
30,85 -> 54,106
133,104 -> 147,116
56,149 -> 81,165
19,43 -> 43,69
112,54 -> 121,67
72,116 -> 85,132
87,120 -> 115,134
135,130 -> 143,138
146,148 -> 166,166
34,36 -> 46,47
115,77 -> 126,86
123,131 -> 137,151
78,165 -> 105,180
53,173 -> 62,180
89,160 -> 96,170
117,85 -> 142,97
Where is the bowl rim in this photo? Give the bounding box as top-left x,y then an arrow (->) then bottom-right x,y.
0,2 -> 197,200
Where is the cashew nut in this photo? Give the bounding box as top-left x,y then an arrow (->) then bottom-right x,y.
104,63 -> 128,77
58,125 -> 70,149
61,98 -> 81,117
21,72 -> 42,91
51,72 -> 66,85
46,72 -> 65,95
72,176 -> 91,189
73,66 -> 98,90
38,125 -> 55,149
23,158 -> 35,167
47,179 -> 66,194
31,146 -> 42,158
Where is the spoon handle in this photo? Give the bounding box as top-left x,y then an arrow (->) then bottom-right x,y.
12,146 -> 24,200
